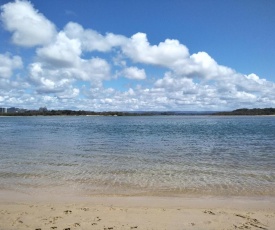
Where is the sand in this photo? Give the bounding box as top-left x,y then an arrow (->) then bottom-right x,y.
0,193 -> 275,230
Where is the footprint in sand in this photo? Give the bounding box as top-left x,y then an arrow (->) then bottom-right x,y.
0,210 -> 9,214
95,216 -> 101,221
53,216 -> 62,221
64,210 -> 72,214
235,213 -> 268,230
203,210 -> 215,215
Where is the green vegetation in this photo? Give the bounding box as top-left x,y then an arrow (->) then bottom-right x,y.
1,107 -> 275,116
0,110 -> 150,116
0,109 -> 215,116
214,108 -> 275,116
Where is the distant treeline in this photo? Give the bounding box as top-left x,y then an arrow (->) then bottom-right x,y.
0,110 -> 150,116
1,108 -> 275,116
0,110 -> 217,116
0,110 -> 195,116
214,108 -> 275,116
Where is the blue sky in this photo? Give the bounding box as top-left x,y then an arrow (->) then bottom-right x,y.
0,0 -> 275,111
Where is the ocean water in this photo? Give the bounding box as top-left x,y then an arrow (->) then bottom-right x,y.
0,116 -> 274,197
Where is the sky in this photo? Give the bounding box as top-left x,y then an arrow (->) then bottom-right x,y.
0,0 -> 275,111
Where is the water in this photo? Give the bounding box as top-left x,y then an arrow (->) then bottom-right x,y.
0,116 -> 274,197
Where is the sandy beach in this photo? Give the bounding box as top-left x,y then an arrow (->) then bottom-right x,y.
0,192 -> 275,230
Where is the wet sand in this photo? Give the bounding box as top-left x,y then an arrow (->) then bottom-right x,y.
0,192 -> 275,230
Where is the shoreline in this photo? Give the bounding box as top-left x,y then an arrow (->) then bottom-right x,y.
1,189 -> 275,206
1,195 -> 275,210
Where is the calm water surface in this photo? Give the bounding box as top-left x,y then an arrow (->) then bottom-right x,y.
0,116 -> 274,197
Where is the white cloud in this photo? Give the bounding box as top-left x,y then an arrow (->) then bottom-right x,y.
155,72 -> 197,93
33,28 -> 111,91
120,34 -> 236,82
28,62 -> 74,93
28,56 -> 110,94
121,67 -> 146,80
64,22 -> 127,52
175,51 -> 235,79
0,53 -> 23,78
122,32 -> 189,67
23,57 -> 275,110
0,0 -> 56,47
56,87 -> 79,99
76,58 -> 110,82
36,32 -> 81,68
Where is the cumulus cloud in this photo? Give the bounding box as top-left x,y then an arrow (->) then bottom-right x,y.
121,67 -> 146,80
36,32 -> 81,68
122,33 -> 189,67
64,22 -> 127,52
56,87 -> 79,99
0,53 -> 23,78
76,58 -> 110,82
0,0 -> 56,47
120,34 -> 235,81
32,28 -> 111,93
28,62 -> 73,93
155,72 -> 197,92
28,57 -> 110,94
173,51 -> 235,79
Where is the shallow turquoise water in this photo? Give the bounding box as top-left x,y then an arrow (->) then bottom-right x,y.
0,116 -> 274,197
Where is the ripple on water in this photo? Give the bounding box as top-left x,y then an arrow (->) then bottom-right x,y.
0,116 -> 274,197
